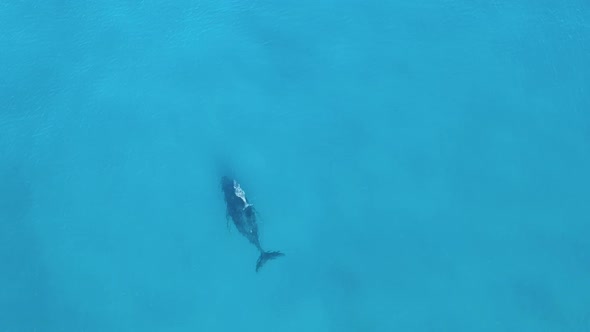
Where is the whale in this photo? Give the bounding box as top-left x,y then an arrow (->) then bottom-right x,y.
220,176 -> 284,272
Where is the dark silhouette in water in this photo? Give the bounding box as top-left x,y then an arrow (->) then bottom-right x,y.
221,176 -> 284,272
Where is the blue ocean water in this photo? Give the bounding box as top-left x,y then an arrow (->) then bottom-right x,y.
1,0 -> 589,331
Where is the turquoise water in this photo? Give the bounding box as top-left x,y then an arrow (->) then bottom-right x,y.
1,1 -> 589,331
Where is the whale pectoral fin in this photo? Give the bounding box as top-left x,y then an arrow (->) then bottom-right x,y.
225,211 -> 232,233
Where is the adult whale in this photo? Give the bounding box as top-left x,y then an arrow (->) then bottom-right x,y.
220,176 -> 284,272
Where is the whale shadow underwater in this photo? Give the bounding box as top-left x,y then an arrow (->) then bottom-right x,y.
220,175 -> 284,272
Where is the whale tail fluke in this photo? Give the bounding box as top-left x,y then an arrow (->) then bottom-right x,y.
255,251 -> 284,272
